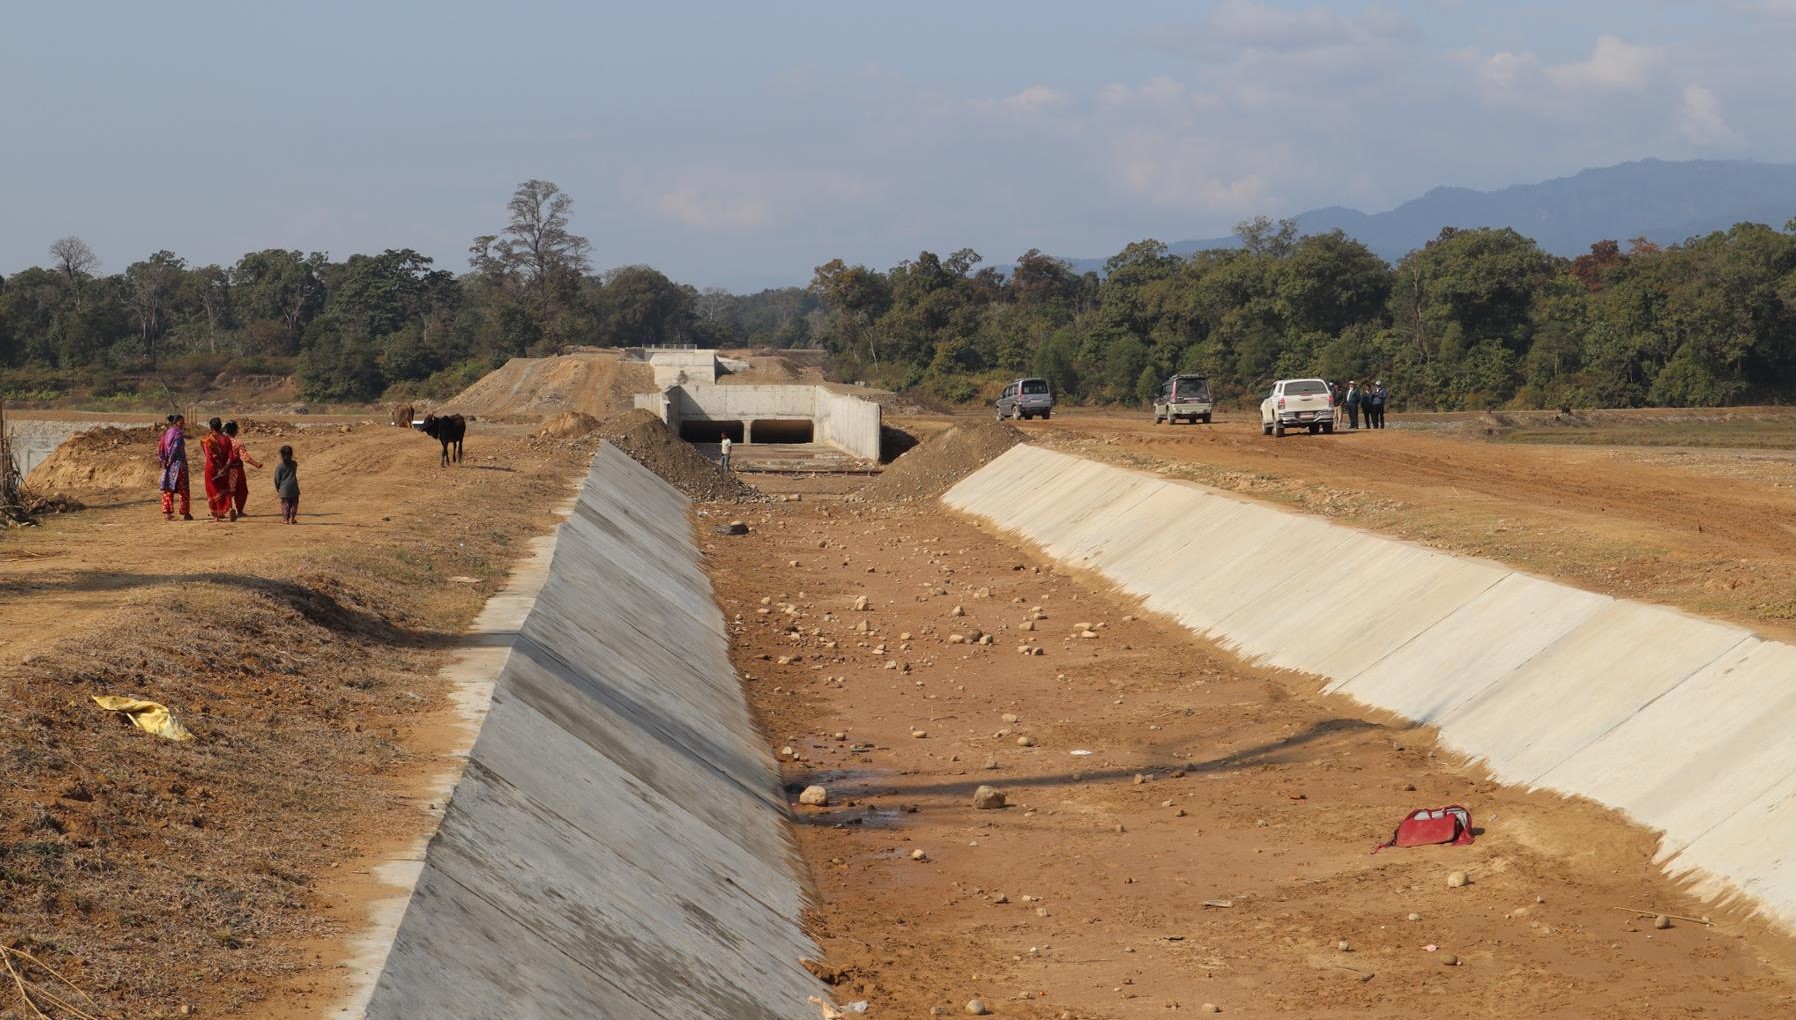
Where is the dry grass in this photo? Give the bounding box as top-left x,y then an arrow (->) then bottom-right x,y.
0,439 -> 587,1018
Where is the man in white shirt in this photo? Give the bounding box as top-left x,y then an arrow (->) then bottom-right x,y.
719,435 -> 732,471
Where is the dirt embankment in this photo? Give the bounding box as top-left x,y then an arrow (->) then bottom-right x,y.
442,352 -> 655,418
26,421 -> 325,497
1029,409 -> 1796,637
532,409 -> 758,502
857,420 -> 1024,502
0,425 -> 591,1018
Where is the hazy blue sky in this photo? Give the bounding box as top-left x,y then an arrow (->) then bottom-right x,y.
1,1 -> 1790,290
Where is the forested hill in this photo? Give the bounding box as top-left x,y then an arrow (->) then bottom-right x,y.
1048,159 -> 1795,273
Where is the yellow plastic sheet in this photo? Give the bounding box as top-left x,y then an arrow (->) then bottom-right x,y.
91,695 -> 194,741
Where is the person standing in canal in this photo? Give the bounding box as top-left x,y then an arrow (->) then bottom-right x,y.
157,413 -> 192,520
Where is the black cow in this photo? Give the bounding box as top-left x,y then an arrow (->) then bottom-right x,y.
418,413 -> 466,466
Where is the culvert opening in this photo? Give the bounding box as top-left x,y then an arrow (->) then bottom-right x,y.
679,419 -> 745,443
751,419 -> 814,444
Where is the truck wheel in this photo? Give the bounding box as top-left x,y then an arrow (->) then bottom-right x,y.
1323,423 -> 1333,434
1262,421 -> 1272,436
1273,420 -> 1285,437
1201,413 -> 1212,424
1040,411 -> 1050,420
1309,424 -> 1319,435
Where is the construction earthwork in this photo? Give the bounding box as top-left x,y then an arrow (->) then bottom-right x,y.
3,384 -> 1790,1018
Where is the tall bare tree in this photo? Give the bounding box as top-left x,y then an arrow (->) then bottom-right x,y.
469,179 -> 592,281
48,236 -> 99,281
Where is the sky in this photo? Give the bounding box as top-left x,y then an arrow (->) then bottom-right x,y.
1,1 -> 1790,291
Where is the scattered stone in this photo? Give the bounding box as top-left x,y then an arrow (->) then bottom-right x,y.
983,758 -> 999,770
1654,915 -> 1672,930
1016,735 -> 1036,747
1447,870 -> 1469,889
1001,712 -> 1019,724
973,786 -> 1007,809
952,605 -> 966,617
1201,1004 -> 1221,1014
1440,953 -> 1460,967
714,521 -> 749,536
852,595 -> 870,611
1407,913 -> 1422,922
1336,940 -> 1352,953
949,634 -> 966,644
911,849 -> 929,861
912,730 -> 929,739
1077,630 -> 1099,640
1020,620 -> 1035,631
799,785 -> 830,806
966,999 -> 990,1015
1133,773 -> 1145,785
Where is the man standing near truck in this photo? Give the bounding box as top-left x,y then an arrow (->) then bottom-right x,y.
1370,380 -> 1388,428
1344,380 -> 1361,429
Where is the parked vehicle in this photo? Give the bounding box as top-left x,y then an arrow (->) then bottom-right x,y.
1260,378 -> 1334,436
1152,373 -> 1213,424
996,378 -> 1054,421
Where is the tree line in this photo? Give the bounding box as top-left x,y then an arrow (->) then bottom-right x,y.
0,181 -> 815,404
2,180 -> 1790,410
808,216 -> 1796,410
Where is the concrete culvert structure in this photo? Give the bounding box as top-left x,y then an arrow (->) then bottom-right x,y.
678,419 -> 745,444
750,419 -> 814,444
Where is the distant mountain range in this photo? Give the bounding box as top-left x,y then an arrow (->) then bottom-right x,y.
1049,159 -> 1794,273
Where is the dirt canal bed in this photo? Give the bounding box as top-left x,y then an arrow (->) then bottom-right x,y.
699,496 -> 1794,1020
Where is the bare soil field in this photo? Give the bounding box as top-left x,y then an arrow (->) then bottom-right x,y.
0,420 -> 589,1017
703,492 -> 1794,1019
900,406 -> 1795,638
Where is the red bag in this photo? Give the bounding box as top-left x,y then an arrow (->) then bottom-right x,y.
1372,805 -> 1474,853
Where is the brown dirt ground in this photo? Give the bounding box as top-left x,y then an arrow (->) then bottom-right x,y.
701,495 -> 1794,1020
857,421 -> 1024,502
0,420 -> 589,1018
914,407 -> 1794,638
441,350 -> 654,418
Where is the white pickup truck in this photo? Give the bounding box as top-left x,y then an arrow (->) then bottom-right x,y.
1260,378 -> 1334,436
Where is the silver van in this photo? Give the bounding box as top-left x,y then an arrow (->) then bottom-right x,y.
1152,373 -> 1213,424
996,378 -> 1054,421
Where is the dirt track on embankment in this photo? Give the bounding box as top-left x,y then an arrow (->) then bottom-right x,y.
976,407 -> 1794,639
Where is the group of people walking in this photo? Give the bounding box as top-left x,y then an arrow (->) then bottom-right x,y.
157,414 -> 301,524
1334,379 -> 1388,429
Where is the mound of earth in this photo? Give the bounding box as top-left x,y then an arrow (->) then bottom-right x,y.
587,411 -> 758,501
534,411 -> 602,440
856,419 -> 1024,502
26,425 -> 163,494
444,353 -> 655,418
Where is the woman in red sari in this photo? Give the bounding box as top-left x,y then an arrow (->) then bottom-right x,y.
200,417 -> 234,521
223,420 -> 262,520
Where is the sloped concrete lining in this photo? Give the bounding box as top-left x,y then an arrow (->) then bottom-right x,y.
944,443 -> 1795,928
366,444 -> 823,1019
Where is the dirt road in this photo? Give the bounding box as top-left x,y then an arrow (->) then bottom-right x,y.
704,496 -> 1793,1019
0,420 -> 586,1017
971,408 -> 1795,638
